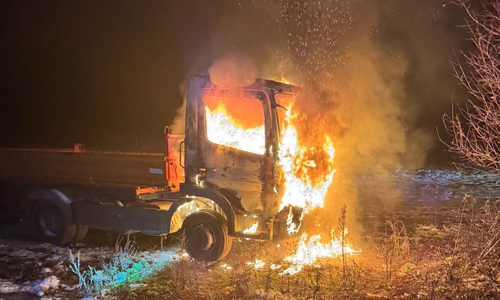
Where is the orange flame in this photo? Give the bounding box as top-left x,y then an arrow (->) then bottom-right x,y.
277,102 -> 336,210
205,103 -> 265,155
286,206 -> 302,235
279,232 -> 359,275
242,222 -> 259,234
274,95 -> 359,274
203,89 -> 359,273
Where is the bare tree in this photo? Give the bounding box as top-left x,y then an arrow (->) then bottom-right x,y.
443,0 -> 500,172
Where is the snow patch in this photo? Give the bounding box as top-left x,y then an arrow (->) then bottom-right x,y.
0,275 -> 59,297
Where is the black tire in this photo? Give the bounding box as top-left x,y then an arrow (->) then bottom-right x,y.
72,225 -> 89,243
181,210 -> 232,262
32,200 -> 76,245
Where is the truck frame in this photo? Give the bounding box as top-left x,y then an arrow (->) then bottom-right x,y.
0,76 -> 301,261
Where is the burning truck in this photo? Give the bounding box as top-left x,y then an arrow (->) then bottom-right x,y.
0,76 -> 338,262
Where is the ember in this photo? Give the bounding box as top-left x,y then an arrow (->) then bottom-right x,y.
247,259 -> 266,269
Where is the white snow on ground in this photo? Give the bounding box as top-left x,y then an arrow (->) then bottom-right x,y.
0,275 -> 59,297
0,241 -> 180,298
0,239 -> 121,298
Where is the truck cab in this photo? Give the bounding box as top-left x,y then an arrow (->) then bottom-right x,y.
0,76 -> 301,261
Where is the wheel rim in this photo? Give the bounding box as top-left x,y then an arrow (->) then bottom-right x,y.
38,207 -> 61,237
190,224 -> 214,252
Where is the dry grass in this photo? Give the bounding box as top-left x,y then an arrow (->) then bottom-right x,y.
68,235 -> 177,298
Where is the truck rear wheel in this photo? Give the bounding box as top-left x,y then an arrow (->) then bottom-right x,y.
33,200 -> 76,245
181,210 -> 232,262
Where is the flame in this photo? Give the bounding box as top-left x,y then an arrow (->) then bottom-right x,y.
286,206 -> 302,235
279,232 -> 359,275
242,222 -> 259,234
277,102 -> 336,210
205,103 -> 265,155
274,95 -> 360,274
247,259 -> 266,269
203,88 -> 359,273
280,75 -> 291,85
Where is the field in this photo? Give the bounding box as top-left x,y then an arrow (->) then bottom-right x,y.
1,168 -> 500,299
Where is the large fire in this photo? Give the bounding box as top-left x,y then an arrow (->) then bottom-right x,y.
275,97 -> 358,274
278,101 -> 336,210
205,90 -> 358,274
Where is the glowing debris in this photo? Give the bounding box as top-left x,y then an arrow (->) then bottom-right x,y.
246,259 -> 266,269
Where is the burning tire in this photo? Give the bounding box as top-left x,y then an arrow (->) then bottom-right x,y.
32,200 -> 76,245
181,210 -> 232,261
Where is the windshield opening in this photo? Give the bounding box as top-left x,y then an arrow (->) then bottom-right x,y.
203,91 -> 266,155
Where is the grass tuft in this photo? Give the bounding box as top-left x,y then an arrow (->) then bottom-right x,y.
68,236 -> 176,298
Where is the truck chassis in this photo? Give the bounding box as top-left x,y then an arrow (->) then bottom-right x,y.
0,76 -> 300,261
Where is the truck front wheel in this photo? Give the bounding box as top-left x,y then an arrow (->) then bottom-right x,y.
33,200 -> 76,245
181,210 -> 232,261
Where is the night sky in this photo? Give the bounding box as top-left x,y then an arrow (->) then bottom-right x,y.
0,0 -> 233,151
0,0 -> 471,166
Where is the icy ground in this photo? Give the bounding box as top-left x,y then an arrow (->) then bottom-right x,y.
396,168 -> 500,204
0,235 -> 179,299
0,238 -> 114,299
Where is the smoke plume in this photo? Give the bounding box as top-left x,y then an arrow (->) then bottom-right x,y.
208,53 -> 258,87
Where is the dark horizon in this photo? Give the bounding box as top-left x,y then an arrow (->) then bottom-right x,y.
0,0 -> 234,152
0,0 -> 471,167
